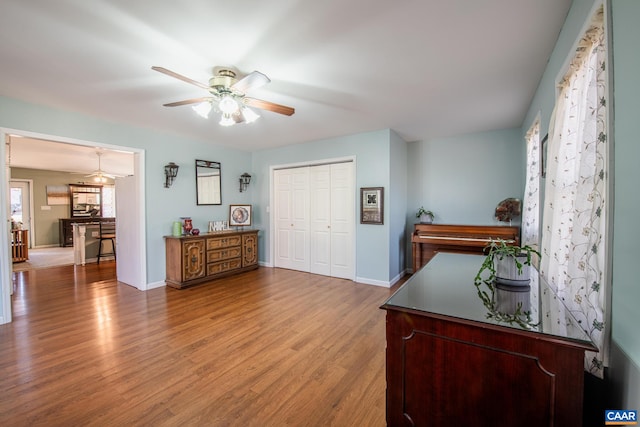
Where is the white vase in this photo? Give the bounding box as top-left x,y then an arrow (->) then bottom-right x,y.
419,214 -> 433,224
494,254 -> 531,286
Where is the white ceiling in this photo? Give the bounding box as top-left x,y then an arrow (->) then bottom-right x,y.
7,136 -> 134,177
1,0 -> 571,163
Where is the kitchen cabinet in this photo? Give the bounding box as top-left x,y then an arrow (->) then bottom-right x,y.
59,217 -> 115,247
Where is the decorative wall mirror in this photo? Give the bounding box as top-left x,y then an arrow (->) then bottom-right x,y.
195,160 -> 222,205
69,184 -> 103,218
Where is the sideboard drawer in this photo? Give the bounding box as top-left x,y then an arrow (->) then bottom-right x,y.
207,258 -> 242,275
207,247 -> 242,263
207,235 -> 242,250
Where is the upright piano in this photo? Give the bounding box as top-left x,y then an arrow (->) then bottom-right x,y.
411,223 -> 520,272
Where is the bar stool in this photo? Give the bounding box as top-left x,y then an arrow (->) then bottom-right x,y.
97,221 -> 116,264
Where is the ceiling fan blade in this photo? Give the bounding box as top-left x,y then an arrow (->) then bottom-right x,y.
163,97 -> 214,107
152,66 -> 210,90
244,97 -> 295,116
232,71 -> 270,93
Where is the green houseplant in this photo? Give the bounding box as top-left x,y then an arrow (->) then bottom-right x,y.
474,239 -> 541,328
476,239 -> 539,285
416,207 -> 434,224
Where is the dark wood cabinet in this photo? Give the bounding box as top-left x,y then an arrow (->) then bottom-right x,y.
164,229 -> 259,289
59,217 -> 116,247
381,253 -> 597,427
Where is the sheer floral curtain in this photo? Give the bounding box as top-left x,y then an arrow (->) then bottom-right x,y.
522,120 -> 540,250
540,6 -> 608,378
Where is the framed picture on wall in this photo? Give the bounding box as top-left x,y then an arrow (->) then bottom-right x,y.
360,187 -> 384,224
229,204 -> 252,226
46,185 -> 69,205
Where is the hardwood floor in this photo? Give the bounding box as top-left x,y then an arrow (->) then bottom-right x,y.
1,263 -> 399,426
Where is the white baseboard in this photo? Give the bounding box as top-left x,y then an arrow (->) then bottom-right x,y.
355,276 -> 392,288
146,280 -> 166,290
389,269 -> 408,287
260,262 -> 408,288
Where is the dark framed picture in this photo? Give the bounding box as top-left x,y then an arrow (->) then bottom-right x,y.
541,133 -> 548,178
229,204 -> 252,226
360,187 -> 384,225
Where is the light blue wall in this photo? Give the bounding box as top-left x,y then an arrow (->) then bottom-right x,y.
0,95 -> 252,289
609,0 -> 640,408
405,128 -> 523,271
407,128 -> 524,225
251,129 -> 401,283
522,0 -> 640,408
0,93 -> 409,299
521,0 -> 598,137
389,130 -> 408,280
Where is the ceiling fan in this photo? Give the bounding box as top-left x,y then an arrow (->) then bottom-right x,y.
152,66 -> 295,126
85,151 -> 116,183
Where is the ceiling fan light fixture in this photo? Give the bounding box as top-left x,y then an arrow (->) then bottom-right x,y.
152,65 -> 295,126
219,113 -> 235,127
242,107 -> 260,124
192,101 -> 212,119
218,95 -> 238,115
86,151 -> 113,182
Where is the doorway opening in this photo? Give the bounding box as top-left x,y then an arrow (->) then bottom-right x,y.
2,128 -> 146,323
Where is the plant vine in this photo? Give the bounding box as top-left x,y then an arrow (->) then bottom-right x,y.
474,239 -> 541,330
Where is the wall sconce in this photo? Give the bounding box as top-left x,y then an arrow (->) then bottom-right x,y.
239,172 -> 252,192
164,162 -> 179,188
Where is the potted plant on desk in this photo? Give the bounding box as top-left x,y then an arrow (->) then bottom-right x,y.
483,239 -> 539,286
474,239 -> 541,328
416,207 -> 435,224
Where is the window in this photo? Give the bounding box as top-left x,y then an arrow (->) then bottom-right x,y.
102,185 -> 116,218
540,5 -> 608,378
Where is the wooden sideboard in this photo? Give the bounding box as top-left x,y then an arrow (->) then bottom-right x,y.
164,229 -> 259,289
381,253 -> 597,426
59,217 -> 116,247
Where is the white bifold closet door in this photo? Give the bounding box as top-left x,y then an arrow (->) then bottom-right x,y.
274,162 -> 354,280
274,167 -> 310,272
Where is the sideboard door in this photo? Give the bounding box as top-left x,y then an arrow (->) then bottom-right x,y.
182,239 -> 205,281
242,232 -> 258,267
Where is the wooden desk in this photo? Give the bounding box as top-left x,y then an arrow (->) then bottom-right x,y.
381,253 -> 597,426
411,223 -> 519,271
